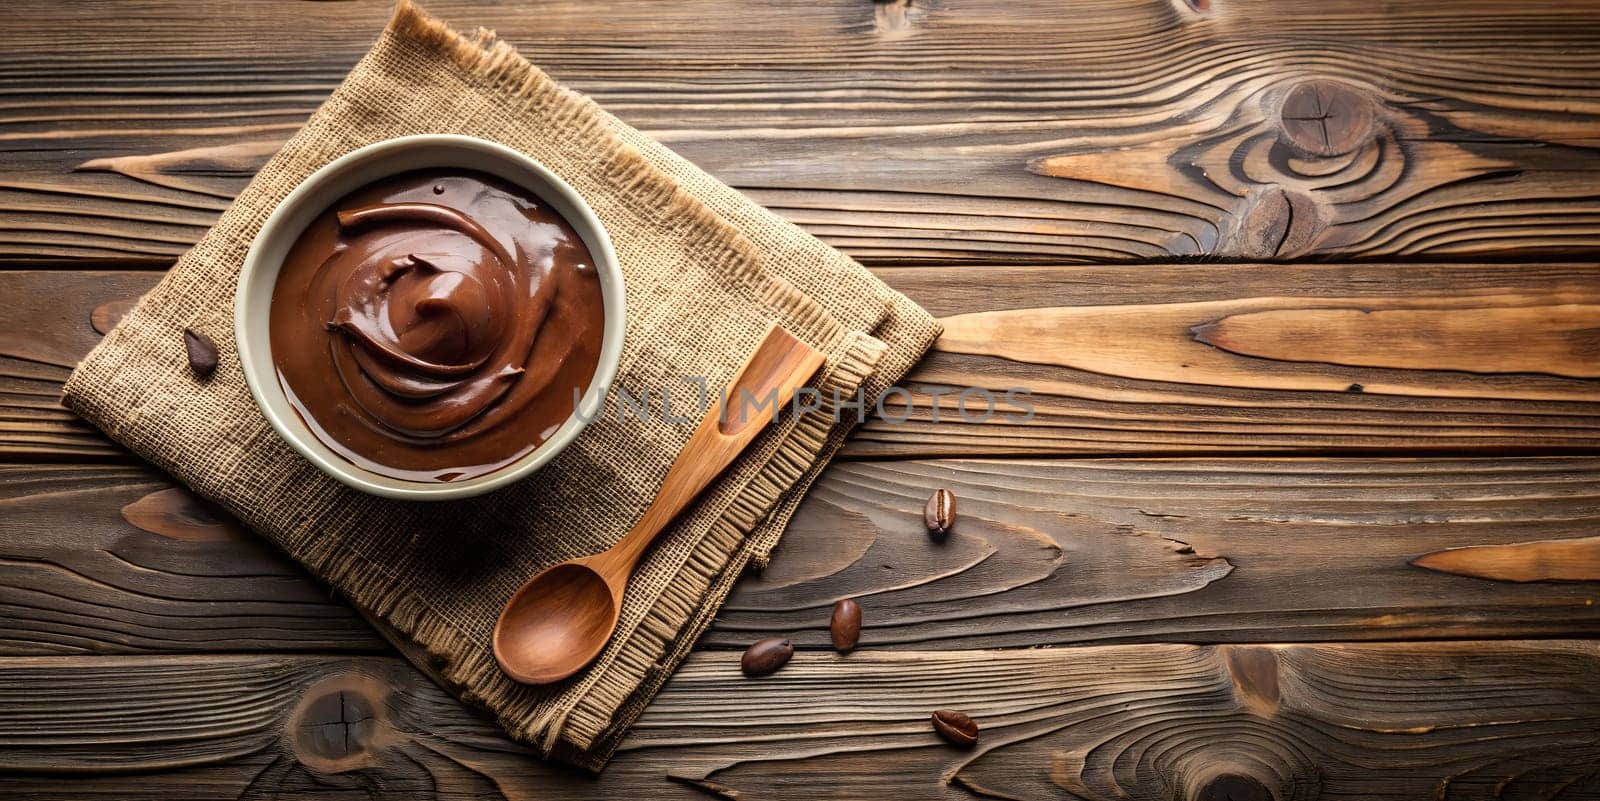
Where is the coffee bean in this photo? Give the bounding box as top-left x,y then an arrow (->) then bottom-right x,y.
183,327 -> 219,380
924,488 -> 956,538
930,709 -> 978,747
830,598 -> 861,653
741,637 -> 793,677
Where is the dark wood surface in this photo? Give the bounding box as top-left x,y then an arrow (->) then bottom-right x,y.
8,458 -> 1600,657
3,0 -> 1600,798
5,644 -> 1600,800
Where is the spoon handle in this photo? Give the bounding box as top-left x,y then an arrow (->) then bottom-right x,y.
594,323 -> 825,577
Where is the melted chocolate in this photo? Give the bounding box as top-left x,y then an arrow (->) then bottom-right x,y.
270,169 -> 605,482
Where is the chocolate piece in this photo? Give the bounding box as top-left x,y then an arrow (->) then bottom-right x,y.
925,488 -> 955,538
931,709 -> 979,747
830,598 -> 861,653
183,327 -> 219,380
741,637 -> 793,677
269,170 -> 605,482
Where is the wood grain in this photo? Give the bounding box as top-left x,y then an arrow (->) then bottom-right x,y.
714,456 -> 1600,648
6,263 -> 1600,462
0,271 -> 156,461
1413,536 -> 1600,582
3,0 -> 1600,266
3,644 -> 1600,799
7,457 -> 1599,656
0,463 -> 384,655
855,261 -> 1600,457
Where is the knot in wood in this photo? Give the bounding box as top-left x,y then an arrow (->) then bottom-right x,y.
287,675 -> 387,773
1196,773 -> 1278,801
1222,185 -> 1320,259
1276,81 -> 1375,158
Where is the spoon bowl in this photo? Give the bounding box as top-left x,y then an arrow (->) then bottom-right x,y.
492,561 -> 618,685
492,323 -> 825,685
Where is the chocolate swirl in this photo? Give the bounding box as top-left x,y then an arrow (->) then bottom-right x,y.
270,170 -> 606,482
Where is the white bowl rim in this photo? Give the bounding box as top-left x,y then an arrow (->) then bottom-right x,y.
235,134 -> 626,501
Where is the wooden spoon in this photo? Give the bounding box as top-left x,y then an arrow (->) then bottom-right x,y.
492,323 -> 825,685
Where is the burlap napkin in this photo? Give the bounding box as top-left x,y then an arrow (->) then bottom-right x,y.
62,0 -> 938,770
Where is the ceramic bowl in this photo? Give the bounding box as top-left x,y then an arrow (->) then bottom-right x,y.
235,134 -> 625,501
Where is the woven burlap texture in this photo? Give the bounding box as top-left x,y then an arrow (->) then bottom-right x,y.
61,0 -> 940,770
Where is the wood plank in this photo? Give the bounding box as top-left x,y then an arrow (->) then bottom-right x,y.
852,260 -> 1600,457
7,263 -> 1598,462
3,644 -> 1600,798
6,457 -> 1599,655
0,271 -> 173,461
1413,535 -> 1600,582
0,464 -> 384,655
715,456 -> 1600,649
3,0 -> 1600,266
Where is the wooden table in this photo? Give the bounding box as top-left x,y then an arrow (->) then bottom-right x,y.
4,1 -> 1600,798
